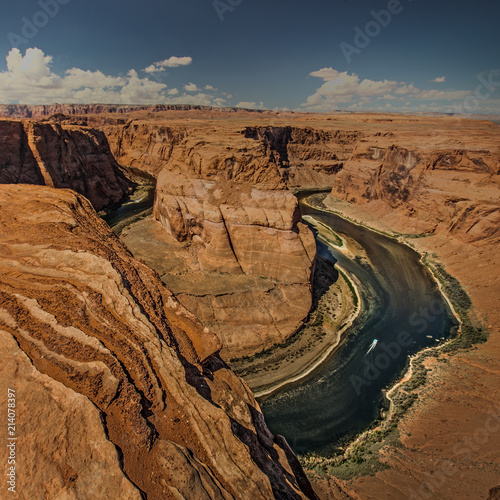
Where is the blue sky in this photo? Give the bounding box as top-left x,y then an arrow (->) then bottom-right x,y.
0,0 -> 499,113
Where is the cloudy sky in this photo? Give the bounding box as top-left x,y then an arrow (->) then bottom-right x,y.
0,0 -> 499,113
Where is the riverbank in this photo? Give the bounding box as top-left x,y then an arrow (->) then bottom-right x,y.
101,167 -> 156,236
304,194 -> 464,327
301,193 -> 477,430
305,193 -> 486,352
230,256 -> 361,398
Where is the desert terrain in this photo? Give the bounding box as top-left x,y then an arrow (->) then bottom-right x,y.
0,104 -> 498,499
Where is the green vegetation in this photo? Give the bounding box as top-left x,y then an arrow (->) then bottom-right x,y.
430,262 -> 472,310
400,232 -> 433,239
300,425 -> 395,480
424,258 -> 489,352
338,268 -> 358,308
318,230 -> 343,248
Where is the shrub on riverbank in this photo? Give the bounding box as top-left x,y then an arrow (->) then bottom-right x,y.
424,258 -> 489,352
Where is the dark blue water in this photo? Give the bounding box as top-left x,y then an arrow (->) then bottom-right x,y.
259,196 -> 457,455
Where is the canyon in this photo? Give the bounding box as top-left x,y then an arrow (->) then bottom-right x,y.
0,105 -> 499,499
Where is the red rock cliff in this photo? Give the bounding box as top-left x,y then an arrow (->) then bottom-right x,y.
0,120 -> 133,211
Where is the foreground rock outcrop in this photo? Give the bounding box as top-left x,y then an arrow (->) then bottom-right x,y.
0,184 -> 317,500
0,119 -> 133,210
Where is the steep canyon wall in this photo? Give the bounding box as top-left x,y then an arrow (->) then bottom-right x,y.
0,184 -> 317,500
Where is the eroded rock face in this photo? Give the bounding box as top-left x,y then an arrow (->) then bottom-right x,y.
153,171 -> 316,359
333,141 -> 500,243
155,172 -> 314,281
0,184 -> 317,500
143,122 -> 363,360
242,126 -> 358,188
107,121 -> 189,176
0,120 -> 133,210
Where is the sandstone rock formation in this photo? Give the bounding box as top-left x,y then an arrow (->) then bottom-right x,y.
109,121 -> 188,176
151,170 -> 316,358
144,122 -> 351,359
0,184 -> 317,500
0,119 -> 133,210
331,133 -> 500,244
133,119 -> 364,360
242,126 -> 358,189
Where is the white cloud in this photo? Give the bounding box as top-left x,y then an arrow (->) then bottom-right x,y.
144,64 -> 160,74
0,48 -> 62,101
430,76 -> 446,83
302,67 -> 481,112
184,82 -> 200,92
309,67 -> 342,81
160,56 -> 192,68
0,48 -> 227,107
64,68 -> 125,89
165,92 -> 227,107
235,101 -> 264,109
143,56 -> 192,73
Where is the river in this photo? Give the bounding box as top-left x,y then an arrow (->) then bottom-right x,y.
102,186 -> 457,456
101,168 -> 156,231
258,193 -> 457,455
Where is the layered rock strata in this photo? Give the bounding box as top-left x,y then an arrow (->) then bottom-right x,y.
144,122 -> 365,358
0,103 -> 268,119
331,142 -> 500,243
0,184 -> 317,500
0,120 -> 133,210
152,172 -> 316,358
